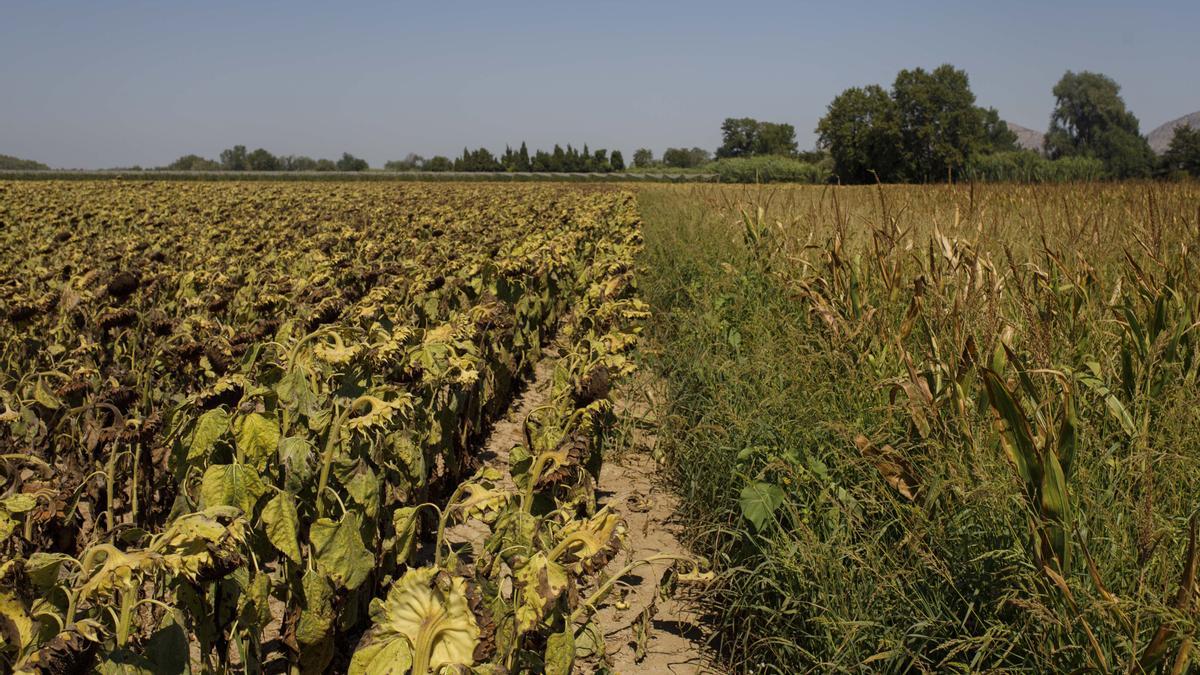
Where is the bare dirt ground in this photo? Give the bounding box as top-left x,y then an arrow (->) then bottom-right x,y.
587,439 -> 715,673
457,345 -> 718,674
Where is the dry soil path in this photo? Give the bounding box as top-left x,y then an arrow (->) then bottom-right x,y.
457,344 -> 717,674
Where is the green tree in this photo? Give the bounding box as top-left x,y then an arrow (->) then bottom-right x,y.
981,107 -> 1019,153
517,142 -> 531,171
1044,71 -> 1153,178
1162,125 -> 1200,177
632,148 -> 655,168
662,148 -> 689,168
662,147 -> 711,169
0,154 -> 49,170
891,64 -> 985,181
717,118 -> 798,158
336,152 -> 368,171
314,158 -> 337,171
755,122 -> 798,156
592,148 -> 609,172
384,154 -> 424,171
425,156 -> 453,172
610,150 -> 625,171
717,117 -> 760,158
280,155 -> 318,171
246,148 -> 280,171
165,154 -> 220,171
219,145 -> 248,171
816,84 -> 904,183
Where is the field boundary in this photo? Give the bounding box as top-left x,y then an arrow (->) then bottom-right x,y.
0,169 -> 718,183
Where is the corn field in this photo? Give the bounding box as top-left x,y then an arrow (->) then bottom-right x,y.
638,181 -> 1200,673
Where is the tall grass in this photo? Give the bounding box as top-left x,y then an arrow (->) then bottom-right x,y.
637,182 -> 1200,672
964,151 -> 1108,183
711,156 -> 830,184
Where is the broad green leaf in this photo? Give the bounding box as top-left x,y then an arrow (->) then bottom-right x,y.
276,366 -> 319,417
309,513 -> 373,590
199,464 -> 265,515
142,617 -> 190,675
189,408 -> 230,462
346,468 -> 381,519
0,493 -> 37,513
0,585 -> 32,652
514,552 -> 569,634
25,552 -> 75,589
95,650 -> 156,674
348,631 -> 413,675
573,621 -> 606,659
261,491 -> 302,563
279,436 -> 315,492
33,379 -> 61,410
391,432 -> 426,488
739,481 -> 785,532
239,572 -> 272,630
295,571 -> 336,646
544,628 -> 576,675
391,506 -> 420,566
357,567 -> 477,673
235,412 -> 280,471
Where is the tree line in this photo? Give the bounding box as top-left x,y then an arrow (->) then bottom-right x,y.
385,143 -> 627,173
99,71 -> 1200,181
165,146 -> 370,172
816,66 -> 1199,182
0,154 -> 51,171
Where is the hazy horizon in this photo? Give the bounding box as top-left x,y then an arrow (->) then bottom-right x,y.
2,0 -> 1197,169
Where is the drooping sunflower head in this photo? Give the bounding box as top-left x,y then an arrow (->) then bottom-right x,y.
352,567 -> 480,674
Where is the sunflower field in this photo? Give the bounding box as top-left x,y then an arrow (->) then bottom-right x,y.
0,181 -> 652,673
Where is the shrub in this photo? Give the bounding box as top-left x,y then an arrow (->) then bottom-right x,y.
965,151 -> 1107,182
714,155 -> 829,183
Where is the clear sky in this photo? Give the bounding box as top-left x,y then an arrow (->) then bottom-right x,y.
2,0 -> 1197,169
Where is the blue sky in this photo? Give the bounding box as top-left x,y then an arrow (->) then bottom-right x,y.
2,0 -> 1197,168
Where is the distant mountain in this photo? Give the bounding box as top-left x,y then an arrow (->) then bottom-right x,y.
1148,112 -> 1200,154
0,154 -> 50,170
1004,122 -> 1045,154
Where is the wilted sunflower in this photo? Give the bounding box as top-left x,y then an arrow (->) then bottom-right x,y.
351,566 -> 480,675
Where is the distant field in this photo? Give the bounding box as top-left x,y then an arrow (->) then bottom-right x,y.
0,169 -> 717,182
